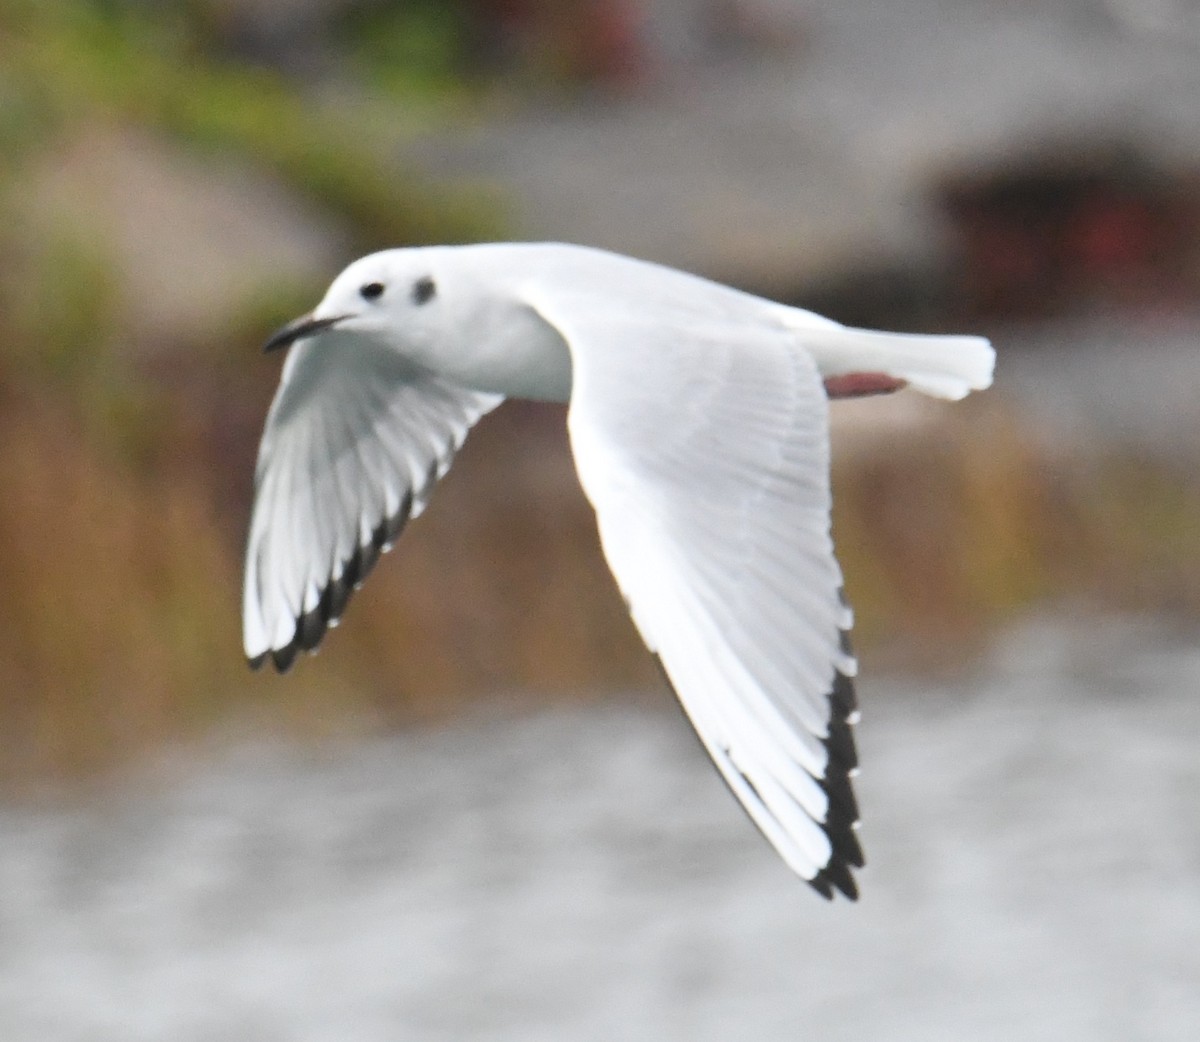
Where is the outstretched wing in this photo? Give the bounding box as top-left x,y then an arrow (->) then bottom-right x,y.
243,333 -> 501,672
532,292 -> 864,899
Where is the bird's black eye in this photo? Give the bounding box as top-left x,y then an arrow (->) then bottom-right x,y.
360,282 -> 385,301
412,276 -> 437,305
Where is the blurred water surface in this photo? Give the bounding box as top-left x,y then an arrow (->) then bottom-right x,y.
0,617 -> 1196,1042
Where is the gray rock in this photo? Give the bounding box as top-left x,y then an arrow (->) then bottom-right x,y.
17,127 -> 349,346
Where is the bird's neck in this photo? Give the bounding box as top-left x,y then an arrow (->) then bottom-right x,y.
438,299 -> 573,404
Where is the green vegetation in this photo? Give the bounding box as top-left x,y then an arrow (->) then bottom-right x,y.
0,0 -> 501,251
336,0 -> 479,101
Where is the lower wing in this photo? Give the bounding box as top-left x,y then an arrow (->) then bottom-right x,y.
243,334 -> 501,671
531,292 -> 865,898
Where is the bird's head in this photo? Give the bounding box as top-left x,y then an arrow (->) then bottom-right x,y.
262,244 -> 572,401
263,249 -> 448,357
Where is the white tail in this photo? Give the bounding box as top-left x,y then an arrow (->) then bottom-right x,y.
790,319 -> 995,401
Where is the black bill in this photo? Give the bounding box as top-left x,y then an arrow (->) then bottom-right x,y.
263,313 -> 347,353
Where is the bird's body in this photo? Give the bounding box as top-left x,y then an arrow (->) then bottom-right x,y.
244,242 -> 994,900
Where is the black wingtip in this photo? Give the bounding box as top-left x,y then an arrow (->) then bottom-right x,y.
807,874 -> 835,901
271,642 -> 298,674
384,490 -> 413,544
326,575 -> 350,623
651,650 -> 866,901
831,667 -> 857,718
822,781 -> 862,847
828,821 -> 866,870
814,655 -> 865,898
813,859 -> 860,901
247,652 -> 267,672
825,714 -> 859,772
297,605 -> 328,652
257,493 -> 417,675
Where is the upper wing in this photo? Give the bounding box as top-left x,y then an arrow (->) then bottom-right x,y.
243,333 -> 501,672
531,292 -> 864,899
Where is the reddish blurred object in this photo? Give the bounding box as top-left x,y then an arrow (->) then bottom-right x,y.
470,0 -> 649,86
941,149 -> 1200,321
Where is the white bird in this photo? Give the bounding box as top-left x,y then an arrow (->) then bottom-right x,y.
243,242 -> 994,900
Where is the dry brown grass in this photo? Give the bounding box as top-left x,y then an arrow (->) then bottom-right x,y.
834,392 -> 1200,669
2,356 -> 1197,783
4,252 -> 1195,787
3,0 -> 1195,792
0,385 -> 239,779
831,395 -> 1066,668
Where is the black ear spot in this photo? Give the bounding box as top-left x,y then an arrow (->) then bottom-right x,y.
412,275 -> 437,305
360,281 -> 385,301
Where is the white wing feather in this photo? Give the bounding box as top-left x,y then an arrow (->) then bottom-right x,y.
530,291 -> 864,898
243,333 -> 501,671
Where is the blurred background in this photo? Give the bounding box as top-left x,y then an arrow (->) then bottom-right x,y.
0,1 -> 1198,1039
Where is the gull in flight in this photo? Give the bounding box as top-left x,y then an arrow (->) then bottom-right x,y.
244,242 -> 994,900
